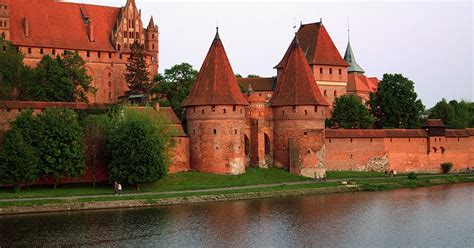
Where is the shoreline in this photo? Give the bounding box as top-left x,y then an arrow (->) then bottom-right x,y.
1,179 -> 473,216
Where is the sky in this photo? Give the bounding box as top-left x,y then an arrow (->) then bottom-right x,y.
72,0 -> 473,108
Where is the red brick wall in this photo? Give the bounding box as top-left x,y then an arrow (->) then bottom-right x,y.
168,137 -> 190,174
186,105 -> 246,175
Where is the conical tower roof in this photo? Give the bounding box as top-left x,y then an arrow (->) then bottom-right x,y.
182,29 -> 248,107
147,16 -> 157,30
271,38 -> 329,107
344,41 -> 365,73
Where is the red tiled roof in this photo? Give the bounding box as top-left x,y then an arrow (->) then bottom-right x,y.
422,119 -> 446,127
275,22 -> 348,68
354,75 -> 371,93
271,38 -> 328,107
237,77 -> 276,92
466,128 -> 474,136
182,31 -> 248,107
325,129 -> 428,138
4,0 -> 120,52
445,129 -> 470,137
366,77 -> 380,92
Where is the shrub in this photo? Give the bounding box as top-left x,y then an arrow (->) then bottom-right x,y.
441,163 -> 453,174
408,172 -> 417,180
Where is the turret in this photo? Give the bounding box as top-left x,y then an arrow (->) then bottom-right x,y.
0,3 -> 10,41
145,16 -> 159,74
182,28 -> 249,175
271,37 -> 329,174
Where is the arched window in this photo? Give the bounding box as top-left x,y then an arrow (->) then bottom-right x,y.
324,90 -> 327,96
244,135 -> 250,156
334,90 -> 337,97
264,134 -> 271,155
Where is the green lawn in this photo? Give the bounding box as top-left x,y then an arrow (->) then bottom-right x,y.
326,171 -> 385,179
0,167 -> 307,199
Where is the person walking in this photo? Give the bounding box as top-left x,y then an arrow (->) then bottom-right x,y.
117,183 -> 123,195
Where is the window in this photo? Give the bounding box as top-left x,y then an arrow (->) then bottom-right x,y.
292,106 -> 296,113
109,53 -> 112,58
124,31 -> 127,38
234,129 -> 237,135
223,109 -> 226,114
40,48 -> 43,54
52,49 -> 56,55
64,50 -> 69,55
152,44 -> 155,50
98,52 -> 101,58
0,21 -> 2,27
108,81 -> 112,87
201,109 -> 204,114
304,132 -> 307,136
119,54 -> 123,59
193,107 -> 196,113
339,69 -> 342,74
320,67 -> 323,74
28,47 -> 31,54
324,90 -> 327,96
329,68 -> 333,74
334,90 -> 337,97
118,44 -> 121,51
108,72 -> 112,78
152,34 -> 155,39
233,105 -> 236,112
86,51 -> 90,57
282,110 -> 285,115
212,106 -> 215,112
2,46 -> 6,52
136,32 -> 139,39
213,129 -> 217,134
304,110 -> 308,115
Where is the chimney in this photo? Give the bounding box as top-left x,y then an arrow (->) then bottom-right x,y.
88,21 -> 95,42
23,17 -> 29,37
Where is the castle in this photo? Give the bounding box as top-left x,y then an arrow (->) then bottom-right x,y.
0,0 -> 158,104
0,0 -> 473,184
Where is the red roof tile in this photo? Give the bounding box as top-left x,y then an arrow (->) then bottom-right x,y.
422,119 -> 446,127
466,128 -> 474,136
275,22 -> 348,68
445,129 -> 469,137
325,129 -> 428,138
366,77 -> 380,92
271,38 -> 328,107
4,0 -> 120,52
237,77 -> 276,92
182,30 -> 248,107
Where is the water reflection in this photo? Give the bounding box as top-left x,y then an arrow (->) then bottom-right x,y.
0,183 -> 473,247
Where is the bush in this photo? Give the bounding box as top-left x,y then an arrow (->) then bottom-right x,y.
441,163 -> 453,174
408,172 -> 417,180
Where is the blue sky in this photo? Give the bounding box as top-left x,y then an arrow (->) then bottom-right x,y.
75,0 -> 473,108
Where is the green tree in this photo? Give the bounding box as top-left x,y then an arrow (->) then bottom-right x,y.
329,95 -> 374,129
369,73 -> 424,128
0,111 -> 41,191
428,99 -> 474,129
247,74 -> 260,78
152,63 -> 198,121
62,51 -> 96,103
36,108 -> 86,188
108,108 -> 174,190
0,38 -> 33,100
83,115 -> 110,188
125,41 -> 151,97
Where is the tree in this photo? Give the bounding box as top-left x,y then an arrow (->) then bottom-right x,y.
429,99 -> 474,129
0,38 -> 33,100
247,74 -> 260,78
151,63 -> 198,121
83,115 -> 110,188
36,108 -> 86,188
108,108 -> 174,190
368,73 -> 424,129
0,111 -> 40,191
328,95 -> 374,129
125,41 -> 151,97
26,53 -> 95,103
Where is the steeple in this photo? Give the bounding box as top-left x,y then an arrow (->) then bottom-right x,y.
182,28 -> 248,107
271,37 -> 328,107
147,16 -> 157,30
344,39 -> 365,74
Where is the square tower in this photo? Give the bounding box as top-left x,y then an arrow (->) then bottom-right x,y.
0,3 -> 10,41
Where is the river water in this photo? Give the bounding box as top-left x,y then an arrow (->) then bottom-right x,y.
0,183 -> 473,247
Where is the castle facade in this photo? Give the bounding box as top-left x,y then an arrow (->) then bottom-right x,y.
0,0 -> 158,104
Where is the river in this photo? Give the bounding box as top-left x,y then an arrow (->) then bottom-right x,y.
0,183 -> 473,247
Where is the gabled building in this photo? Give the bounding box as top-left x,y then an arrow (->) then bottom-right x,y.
0,0 -> 158,104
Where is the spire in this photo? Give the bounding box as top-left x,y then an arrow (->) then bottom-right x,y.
344,39 -> 365,74
182,29 -> 248,107
214,26 -> 220,40
147,16 -> 157,30
271,37 -> 328,107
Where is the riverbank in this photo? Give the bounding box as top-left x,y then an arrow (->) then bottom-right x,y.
0,171 -> 473,215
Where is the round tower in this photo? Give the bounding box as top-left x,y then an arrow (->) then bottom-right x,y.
182,29 -> 249,175
271,38 -> 329,172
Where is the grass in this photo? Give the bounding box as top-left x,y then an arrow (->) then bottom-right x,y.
0,167 -> 307,199
326,171 -> 385,179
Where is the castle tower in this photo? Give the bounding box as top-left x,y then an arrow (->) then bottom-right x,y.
145,16 -> 159,75
0,3 -> 10,41
344,37 -> 379,102
275,21 -> 348,112
271,37 -> 329,173
182,28 -> 249,175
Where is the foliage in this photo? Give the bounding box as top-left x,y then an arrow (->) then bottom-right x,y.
247,74 -> 260,78
36,108 -> 86,188
125,41 -> 152,97
23,53 -> 95,103
0,111 -> 40,190
429,99 -> 474,129
407,172 -> 417,180
369,73 -> 424,129
0,38 -> 33,100
151,63 -> 198,121
326,171 -> 384,179
328,95 -> 374,129
441,162 -> 453,174
107,108 -> 174,190
82,115 -> 110,187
